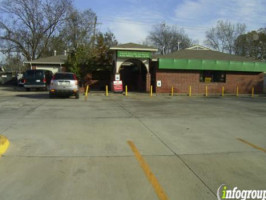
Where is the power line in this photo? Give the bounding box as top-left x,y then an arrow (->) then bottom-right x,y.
97,17 -> 210,31
97,13 -> 266,31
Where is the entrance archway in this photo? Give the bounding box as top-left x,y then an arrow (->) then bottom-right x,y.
119,59 -> 147,92
110,43 -> 158,92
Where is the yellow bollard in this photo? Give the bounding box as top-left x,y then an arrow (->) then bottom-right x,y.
222,86 -> 224,97
205,86 -> 208,97
236,86 -> 239,97
252,87 -> 254,97
171,86 -> 174,96
84,85 -> 89,101
106,85 -> 108,96
189,86 -> 192,97
150,85 -> 153,97
125,85 -> 128,96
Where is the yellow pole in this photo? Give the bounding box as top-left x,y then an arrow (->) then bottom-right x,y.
125,85 -> 128,96
222,86 -> 224,97
252,87 -> 254,97
106,85 -> 108,96
150,85 -> 153,97
84,85 -> 89,101
205,86 -> 208,97
171,86 -> 174,96
236,86 -> 239,97
189,86 -> 192,97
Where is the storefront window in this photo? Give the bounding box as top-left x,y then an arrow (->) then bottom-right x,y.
200,71 -> 226,83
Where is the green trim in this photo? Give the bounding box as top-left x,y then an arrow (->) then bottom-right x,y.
159,58 -> 266,72
117,51 -> 151,58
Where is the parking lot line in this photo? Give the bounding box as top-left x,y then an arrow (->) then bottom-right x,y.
0,135 -> 10,157
127,141 -> 168,200
237,138 -> 266,153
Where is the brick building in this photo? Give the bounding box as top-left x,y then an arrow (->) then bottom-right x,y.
111,44 -> 266,95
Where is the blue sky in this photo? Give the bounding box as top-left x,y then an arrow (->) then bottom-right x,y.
74,0 -> 266,44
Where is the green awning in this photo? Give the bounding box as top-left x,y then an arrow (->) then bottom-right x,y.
159,58 -> 266,72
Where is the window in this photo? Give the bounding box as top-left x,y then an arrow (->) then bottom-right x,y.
25,70 -> 35,76
25,70 -> 44,78
200,71 -> 226,83
54,73 -> 75,80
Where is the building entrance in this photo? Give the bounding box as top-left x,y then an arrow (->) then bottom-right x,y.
119,59 -> 147,92
110,43 -> 158,92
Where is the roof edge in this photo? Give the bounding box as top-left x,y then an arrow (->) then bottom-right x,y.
110,47 -> 158,52
24,61 -> 65,64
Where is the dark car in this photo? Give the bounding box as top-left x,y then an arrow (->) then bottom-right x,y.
24,70 -> 53,91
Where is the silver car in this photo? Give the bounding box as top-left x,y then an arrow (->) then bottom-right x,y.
49,72 -> 79,99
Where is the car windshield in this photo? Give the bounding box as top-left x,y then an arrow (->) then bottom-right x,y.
25,70 -> 35,77
54,73 -> 74,80
25,70 -> 44,78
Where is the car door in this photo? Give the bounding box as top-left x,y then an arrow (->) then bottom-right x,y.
25,70 -> 36,85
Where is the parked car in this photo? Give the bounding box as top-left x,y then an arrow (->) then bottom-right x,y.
17,73 -> 25,87
17,77 -> 25,87
49,72 -> 79,99
24,69 -> 53,91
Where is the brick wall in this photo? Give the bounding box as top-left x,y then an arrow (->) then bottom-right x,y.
155,70 -> 264,94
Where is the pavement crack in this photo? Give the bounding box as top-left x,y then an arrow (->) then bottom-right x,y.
3,155 -> 137,158
115,100 -> 217,197
140,119 -> 217,197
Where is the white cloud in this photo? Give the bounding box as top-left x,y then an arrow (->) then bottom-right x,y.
91,0 -> 266,45
172,0 -> 266,43
108,18 -> 151,44
98,6 -> 164,44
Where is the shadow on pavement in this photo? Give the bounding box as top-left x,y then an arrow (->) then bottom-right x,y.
16,93 -> 75,100
16,93 -> 49,99
0,85 -> 25,92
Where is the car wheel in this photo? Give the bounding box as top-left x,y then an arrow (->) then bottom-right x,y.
75,92 -> 80,99
49,92 -> 55,98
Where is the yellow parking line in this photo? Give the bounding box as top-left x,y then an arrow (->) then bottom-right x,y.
127,141 -> 168,200
237,138 -> 266,153
0,135 -> 10,157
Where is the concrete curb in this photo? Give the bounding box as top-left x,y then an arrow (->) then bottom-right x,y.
0,135 -> 10,156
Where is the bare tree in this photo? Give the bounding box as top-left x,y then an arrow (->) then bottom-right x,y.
60,8 -> 97,49
204,20 -> 246,54
0,0 -> 72,61
146,23 -> 193,55
4,52 -> 25,72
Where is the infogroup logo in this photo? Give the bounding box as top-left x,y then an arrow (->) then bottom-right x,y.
217,184 -> 266,200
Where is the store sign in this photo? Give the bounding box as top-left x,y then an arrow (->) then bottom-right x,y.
113,81 -> 123,92
115,74 -> 120,81
205,77 -> 212,83
157,80 -> 162,87
117,51 -> 151,58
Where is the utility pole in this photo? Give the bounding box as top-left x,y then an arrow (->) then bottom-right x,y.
162,46 -> 165,55
92,17 -> 102,48
92,16 -> 97,48
178,41 -> 181,51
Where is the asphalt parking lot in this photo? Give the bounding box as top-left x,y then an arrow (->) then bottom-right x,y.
0,86 -> 266,200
